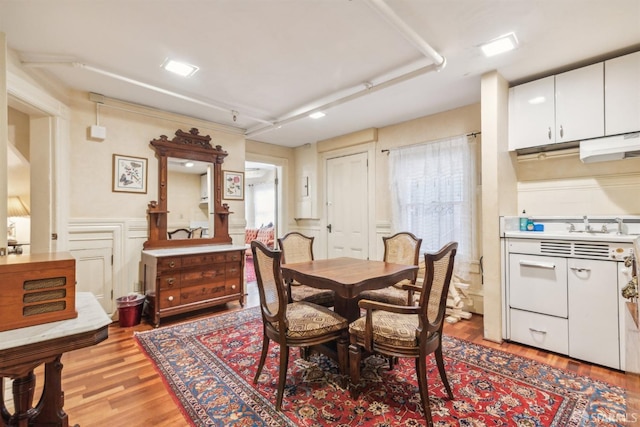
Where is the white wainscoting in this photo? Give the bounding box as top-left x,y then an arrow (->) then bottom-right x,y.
68,218 -> 148,317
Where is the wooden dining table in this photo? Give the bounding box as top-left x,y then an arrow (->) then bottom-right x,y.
281,257 -> 418,323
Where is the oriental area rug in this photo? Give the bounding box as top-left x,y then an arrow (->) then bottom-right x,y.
134,307 -> 627,426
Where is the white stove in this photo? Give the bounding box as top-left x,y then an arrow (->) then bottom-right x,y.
500,215 -> 640,371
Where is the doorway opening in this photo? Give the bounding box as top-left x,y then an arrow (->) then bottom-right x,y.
245,161 -> 278,233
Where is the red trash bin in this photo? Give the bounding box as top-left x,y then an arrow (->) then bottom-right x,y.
116,294 -> 146,327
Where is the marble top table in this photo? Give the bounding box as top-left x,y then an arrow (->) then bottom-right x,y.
0,292 -> 111,427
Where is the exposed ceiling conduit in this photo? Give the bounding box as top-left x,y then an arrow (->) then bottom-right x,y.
21,60 -> 272,125
245,0 -> 446,138
363,0 -> 446,68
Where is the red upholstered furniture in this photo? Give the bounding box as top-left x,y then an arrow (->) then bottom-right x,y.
245,226 -> 274,257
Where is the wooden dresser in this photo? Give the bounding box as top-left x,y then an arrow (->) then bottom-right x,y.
142,244 -> 246,327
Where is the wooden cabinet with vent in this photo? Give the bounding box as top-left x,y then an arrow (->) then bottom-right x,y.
0,252 -> 77,332
142,245 -> 245,327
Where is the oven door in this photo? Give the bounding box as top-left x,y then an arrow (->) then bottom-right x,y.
509,253 -> 568,318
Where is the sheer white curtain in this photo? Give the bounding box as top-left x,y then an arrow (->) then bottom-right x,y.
389,134 -> 478,278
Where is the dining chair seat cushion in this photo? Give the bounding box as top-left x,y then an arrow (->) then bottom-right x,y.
359,285 -> 416,306
290,284 -> 336,306
349,311 -> 429,348
271,302 -> 348,339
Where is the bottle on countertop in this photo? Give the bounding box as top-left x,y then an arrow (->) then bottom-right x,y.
519,210 -> 528,231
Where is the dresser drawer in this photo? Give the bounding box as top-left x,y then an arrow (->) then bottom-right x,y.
181,264 -> 226,287
226,263 -> 241,279
226,252 -> 243,262
509,308 -> 569,355
157,274 -> 181,290
157,257 -> 182,273
181,283 -> 228,304
182,253 -> 227,268
157,290 -> 181,309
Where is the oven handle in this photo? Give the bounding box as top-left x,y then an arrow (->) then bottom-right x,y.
519,260 -> 556,269
570,267 -> 591,273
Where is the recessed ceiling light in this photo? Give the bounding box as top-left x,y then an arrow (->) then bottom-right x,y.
480,32 -> 518,57
162,59 -> 199,77
309,112 -> 326,119
184,161 -> 195,168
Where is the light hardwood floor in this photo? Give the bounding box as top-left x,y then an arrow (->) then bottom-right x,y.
5,281 -> 638,427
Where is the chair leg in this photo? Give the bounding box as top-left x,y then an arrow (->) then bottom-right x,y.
336,333 -> 349,375
415,356 -> 433,427
435,346 -> 453,400
275,345 -> 290,411
348,343 -> 362,398
253,333 -> 270,384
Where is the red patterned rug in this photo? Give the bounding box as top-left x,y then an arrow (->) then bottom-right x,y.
245,256 -> 256,283
135,307 -> 627,426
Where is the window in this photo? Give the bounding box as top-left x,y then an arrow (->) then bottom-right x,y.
389,134 -> 478,278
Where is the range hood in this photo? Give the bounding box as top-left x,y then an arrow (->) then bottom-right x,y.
580,132 -> 640,163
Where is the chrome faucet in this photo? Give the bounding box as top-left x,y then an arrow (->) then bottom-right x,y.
583,215 -> 592,232
615,217 -> 625,235
566,222 -> 576,232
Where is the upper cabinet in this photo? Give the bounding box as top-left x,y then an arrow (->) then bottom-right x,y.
605,51 -> 640,136
555,63 -> 604,143
509,63 -> 604,150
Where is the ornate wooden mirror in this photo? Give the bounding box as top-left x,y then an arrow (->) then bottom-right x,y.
143,128 -> 232,249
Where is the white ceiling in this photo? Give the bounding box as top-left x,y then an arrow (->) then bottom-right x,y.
1,0 -> 639,148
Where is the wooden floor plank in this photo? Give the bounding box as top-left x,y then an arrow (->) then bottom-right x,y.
2,281 -> 634,426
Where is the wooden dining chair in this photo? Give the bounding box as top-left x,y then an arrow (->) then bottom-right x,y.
167,228 -> 191,239
359,232 -> 422,305
348,241 -> 458,426
190,227 -> 203,238
278,232 -> 335,307
251,240 -> 349,411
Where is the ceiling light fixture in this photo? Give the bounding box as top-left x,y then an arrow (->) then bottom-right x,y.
309,112 -> 326,119
480,32 -> 519,57
184,161 -> 195,168
161,58 -> 199,77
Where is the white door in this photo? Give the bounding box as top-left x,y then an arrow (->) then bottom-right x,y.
326,152 -> 368,259
568,258 -> 619,369
71,247 -> 114,314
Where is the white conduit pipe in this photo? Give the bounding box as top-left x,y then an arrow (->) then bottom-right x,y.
246,0 -> 446,138
22,61 -> 273,125
363,0 -> 446,68
246,62 -> 441,138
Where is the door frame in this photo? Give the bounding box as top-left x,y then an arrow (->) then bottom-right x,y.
245,153 -> 287,243
321,142 -> 376,259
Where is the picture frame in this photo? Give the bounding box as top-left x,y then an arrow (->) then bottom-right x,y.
223,170 -> 244,200
112,154 -> 148,193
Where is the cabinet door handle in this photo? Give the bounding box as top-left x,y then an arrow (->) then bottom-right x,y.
529,327 -> 547,334
547,127 -> 552,140
570,267 -> 591,273
519,260 -> 556,269
559,125 -> 564,138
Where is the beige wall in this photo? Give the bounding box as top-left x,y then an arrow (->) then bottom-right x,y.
68,92 -> 246,223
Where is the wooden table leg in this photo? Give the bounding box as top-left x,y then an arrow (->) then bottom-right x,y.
9,371 -> 36,427
1,377 -> 11,426
31,356 -> 68,427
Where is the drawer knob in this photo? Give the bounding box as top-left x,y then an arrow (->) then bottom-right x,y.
167,295 -> 174,302
231,285 -> 236,290
169,261 -> 176,268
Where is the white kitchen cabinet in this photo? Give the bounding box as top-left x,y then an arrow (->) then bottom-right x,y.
509,62 -> 604,150
555,62 -> 604,143
605,51 -> 640,135
567,258 -> 620,369
508,76 -> 555,150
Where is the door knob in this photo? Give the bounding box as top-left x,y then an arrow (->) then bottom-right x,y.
326,224 -> 332,233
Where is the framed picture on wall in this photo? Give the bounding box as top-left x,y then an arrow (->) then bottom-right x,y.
223,170 -> 244,200
112,154 -> 148,193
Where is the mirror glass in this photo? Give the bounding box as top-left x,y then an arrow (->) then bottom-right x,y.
167,157 -> 213,239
